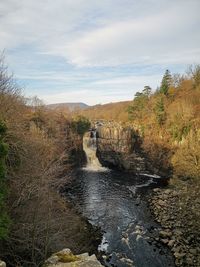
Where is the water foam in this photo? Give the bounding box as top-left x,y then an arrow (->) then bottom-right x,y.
82,134 -> 109,172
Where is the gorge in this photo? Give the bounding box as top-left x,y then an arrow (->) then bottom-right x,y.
64,129 -> 175,267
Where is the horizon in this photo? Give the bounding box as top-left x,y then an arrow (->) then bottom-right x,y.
46,99 -> 131,106
1,0 -> 200,105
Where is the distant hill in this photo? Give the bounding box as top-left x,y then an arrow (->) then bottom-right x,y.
47,102 -> 90,111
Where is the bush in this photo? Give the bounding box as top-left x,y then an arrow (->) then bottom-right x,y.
171,130 -> 200,180
71,116 -> 91,136
0,121 -> 10,240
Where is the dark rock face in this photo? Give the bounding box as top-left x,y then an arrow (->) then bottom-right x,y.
96,123 -> 146,172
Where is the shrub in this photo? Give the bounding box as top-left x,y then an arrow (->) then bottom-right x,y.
71,116 -> 91,136
0,121 -> 10,240
171,130 -> 200,180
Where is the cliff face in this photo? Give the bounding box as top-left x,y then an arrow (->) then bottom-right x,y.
96,123 -> 146,172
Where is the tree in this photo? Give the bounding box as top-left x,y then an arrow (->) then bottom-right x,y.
160,69 -> 172,95
127,91 -> 149,121
71,116 -> 91,136
154,97 -> 166,126
187,64 -> 200,89
142,86 -> 152,97
134,91 -> 143,98
0,121 -> 10,239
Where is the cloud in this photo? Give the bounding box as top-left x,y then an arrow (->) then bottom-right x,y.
1,0 -> 199,67
0,0 -> 199,104
63,1 -> 200,66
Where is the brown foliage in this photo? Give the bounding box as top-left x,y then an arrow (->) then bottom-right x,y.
0,56 -> 98,266
78,101 -> 131,122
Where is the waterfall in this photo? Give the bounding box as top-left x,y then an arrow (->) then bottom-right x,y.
83,131 -> 108,171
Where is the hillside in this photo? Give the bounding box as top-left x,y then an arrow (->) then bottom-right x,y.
79,101 -> 131,122
47,102 -> 89,112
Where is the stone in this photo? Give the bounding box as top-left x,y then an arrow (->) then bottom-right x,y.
164,189 -> 172,194
189,248 -> 197,255
160,238 -> 169,244
45,255 -> 59,265
157,200 -> 166,206
0,261 -> 6,267
153,188 -> 160,193
168,240 -> 175,247
43,249 -> 103,267
174,252 -> 186,259
159,230 -> 172,238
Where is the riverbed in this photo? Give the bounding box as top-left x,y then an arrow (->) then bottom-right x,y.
65,167 -> 175,267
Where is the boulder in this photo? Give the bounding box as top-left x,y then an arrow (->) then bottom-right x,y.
43,248 -> 103,267
0,261 -> 6,267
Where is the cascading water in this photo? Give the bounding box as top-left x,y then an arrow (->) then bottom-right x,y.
83,131 -> 108,171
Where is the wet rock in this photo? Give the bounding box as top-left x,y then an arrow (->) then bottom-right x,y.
120,257 -> 134,266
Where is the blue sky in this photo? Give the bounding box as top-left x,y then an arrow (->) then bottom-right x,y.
0,0 -> 200,105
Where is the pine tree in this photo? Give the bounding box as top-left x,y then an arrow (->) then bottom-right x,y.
142,85 -> 152,97
154,97 -> 166,126
160,69 -> 172,95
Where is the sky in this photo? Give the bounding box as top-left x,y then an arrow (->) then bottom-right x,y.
0,0 -> 200,105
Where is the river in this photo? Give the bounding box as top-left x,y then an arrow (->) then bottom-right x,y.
65,135 -> 175,267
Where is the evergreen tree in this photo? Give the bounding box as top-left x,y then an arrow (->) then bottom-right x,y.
160,69 -> 172,95
142,85 -> 152,97
134,91 -> 143,98
154,97 -> 166,126
0,121 -> 9,239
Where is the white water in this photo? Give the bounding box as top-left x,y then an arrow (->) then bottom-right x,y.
83,133 -> 108,172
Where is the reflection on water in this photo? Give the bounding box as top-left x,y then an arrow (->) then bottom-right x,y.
66,170 -> 175,267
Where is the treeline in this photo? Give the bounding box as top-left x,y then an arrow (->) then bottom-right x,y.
0,56 -> 94,266
127,67 -> 200,265
127,66 -> 200,179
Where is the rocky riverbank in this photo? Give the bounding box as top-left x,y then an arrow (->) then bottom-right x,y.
150,186 -> 200,267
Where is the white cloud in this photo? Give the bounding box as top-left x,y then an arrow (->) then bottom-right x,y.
93,75 -> 161,86
0,0 -> 200,104
1,0 -> 199,67
63,1 -> 200,66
